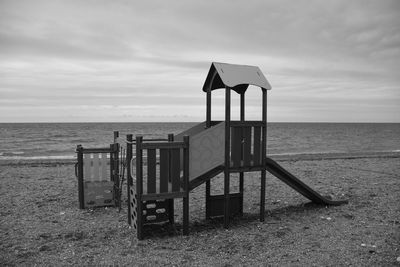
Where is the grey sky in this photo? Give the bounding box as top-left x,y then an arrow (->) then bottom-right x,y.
0,0 -> 399,122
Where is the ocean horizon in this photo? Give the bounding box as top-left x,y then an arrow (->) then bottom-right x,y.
1,122 -> 399,161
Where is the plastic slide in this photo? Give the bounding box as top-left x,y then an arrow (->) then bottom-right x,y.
265,157 -> 348,205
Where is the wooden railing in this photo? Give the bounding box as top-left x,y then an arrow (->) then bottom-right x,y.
135,136 -> 189,200
127,134 -> 190,239
76,144 -> 119,209
230,121 -> 265,169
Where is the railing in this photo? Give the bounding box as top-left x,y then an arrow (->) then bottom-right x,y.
126,134 -> 190,239
76,144 -> 119,209
230,121 -> 265,169
135,136 -> 189,200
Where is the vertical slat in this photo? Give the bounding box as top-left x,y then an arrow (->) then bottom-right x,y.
253,126 -> 261,165
112,143 -> 119,208
243,127 -> 251,166
101,153 -> 107,181
147,149 -> 157,194
83,153 -> 92,182
160,149 -> 169,193
231,127 -> 242,167
92,153 -> 100,181
167,134 -> 174,224
170,148 -> 181,192
183,135 -> 190,235
77,145 -> 84,209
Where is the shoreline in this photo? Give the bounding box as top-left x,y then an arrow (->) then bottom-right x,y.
1,151 -> 399,167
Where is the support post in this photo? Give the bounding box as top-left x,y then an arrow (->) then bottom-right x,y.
136,136 -> 143,240
206,89 -> 212,128
260,89 -> 267,222
113,131 -> 119,143
239,92 -> 245,216
111,143 -> 119,208
168,134 -> 174,224
183,135 -> 190,235
76,145 -> 84,209
126,134 -> 133,225
205,180 -> 211,219
224,86 -> 231,228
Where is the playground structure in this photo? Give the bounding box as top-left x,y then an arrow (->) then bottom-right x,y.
76,62 -> 348,239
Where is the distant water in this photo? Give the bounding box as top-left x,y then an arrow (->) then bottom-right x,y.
0,122 -> 399,161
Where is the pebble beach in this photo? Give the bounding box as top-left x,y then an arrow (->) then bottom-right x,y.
1,153 -> 399,266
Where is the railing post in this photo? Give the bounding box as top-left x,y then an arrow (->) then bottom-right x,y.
113,131 -> 119,143
183,135 -> 190,235
168,133 -> 174,224
126,134 -> 133,225
76,145 -> 84,209
136,136 -> 144,240
110,143 -> 119,208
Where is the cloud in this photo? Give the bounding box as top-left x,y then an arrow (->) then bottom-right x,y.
0,0 -> 399,122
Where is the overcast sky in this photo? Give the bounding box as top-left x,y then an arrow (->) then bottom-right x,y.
0,0 -> 399,122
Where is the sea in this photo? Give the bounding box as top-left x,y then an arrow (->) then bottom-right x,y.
0,122 -> 399,161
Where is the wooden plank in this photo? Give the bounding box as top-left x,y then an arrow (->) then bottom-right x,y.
230,121 -> 264,127
253,126 -> 261,165
77,146 -> 85,209
159,149 -> 169,193
147,149 -> 157,193
101,153 -> 107,181
141,142 -> 186,150
141,191 -> 187,201
92,153 -> 100,182
243,127 -> 251,166
170,148 -> 181,192
231,127 -> 242,167
83,153 -> 92,182
147,149 -> 157,194
82,148 -> 114,153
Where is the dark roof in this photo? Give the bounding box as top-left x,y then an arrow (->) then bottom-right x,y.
202,62 -> 272,94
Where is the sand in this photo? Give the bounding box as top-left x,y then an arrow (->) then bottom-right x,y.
0,155 -> 399,266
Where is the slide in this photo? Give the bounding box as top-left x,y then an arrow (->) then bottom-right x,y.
265,157 -> 348,205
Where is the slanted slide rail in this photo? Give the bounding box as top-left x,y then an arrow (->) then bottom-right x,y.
265,157 -> 348,206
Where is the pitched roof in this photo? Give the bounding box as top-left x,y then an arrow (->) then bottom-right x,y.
202,62 -> 271,94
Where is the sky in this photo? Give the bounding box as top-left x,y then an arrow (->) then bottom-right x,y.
0,0 -> 399,123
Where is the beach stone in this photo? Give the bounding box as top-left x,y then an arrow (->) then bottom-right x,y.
39,245 -> 51,252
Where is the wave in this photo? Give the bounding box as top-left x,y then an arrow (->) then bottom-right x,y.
0,155 -> 76,161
